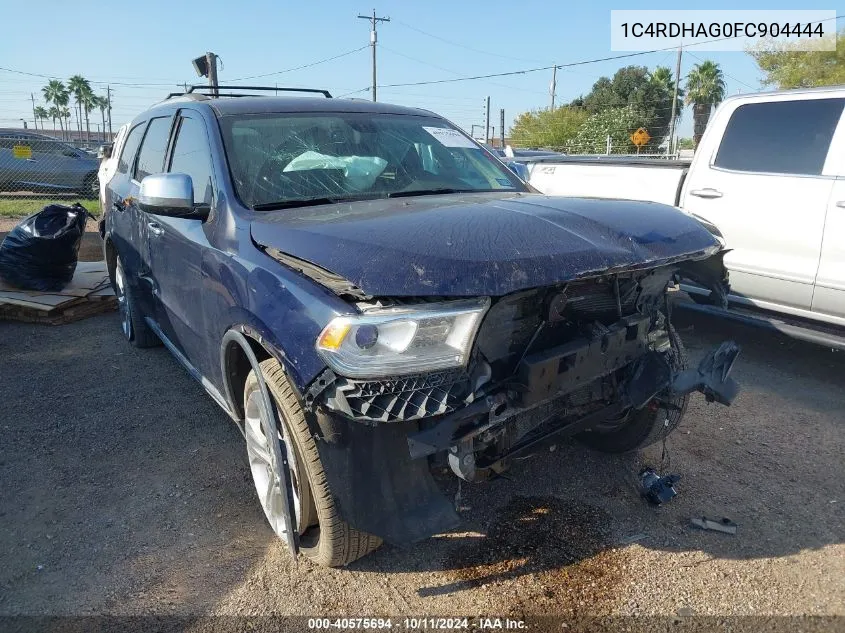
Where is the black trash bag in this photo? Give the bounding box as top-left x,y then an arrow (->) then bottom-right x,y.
0,203 -> 91,292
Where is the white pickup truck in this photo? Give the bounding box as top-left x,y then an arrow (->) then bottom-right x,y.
525,86 -> 845,348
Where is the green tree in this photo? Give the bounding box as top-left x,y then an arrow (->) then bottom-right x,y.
80,87 -> 96,143
47,105 -> 63,137
748,29 -> 845,88
576,65 -> 679,146
569,106 -> 644,154
33,106 -> 49,131
650,66 -> 683,125
62,107 -> 72,141
510,107 -> 588,151
685,60 -> 726,147
42,80 -> 68,137
68,75 -> 91,138
678,137 -> 695,150
94,95 -> 109,142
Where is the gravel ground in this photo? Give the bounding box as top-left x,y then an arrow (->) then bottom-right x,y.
0,309 -> 842,626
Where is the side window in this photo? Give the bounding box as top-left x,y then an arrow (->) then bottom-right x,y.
117,123 -> 146,175
714,98 -> 845,176
134,117 -> 173,182
168,115 -> 214,205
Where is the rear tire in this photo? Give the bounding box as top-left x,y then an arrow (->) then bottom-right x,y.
576,327 -> 689,454
112,255 -> 160,348
248,358 -> 382,567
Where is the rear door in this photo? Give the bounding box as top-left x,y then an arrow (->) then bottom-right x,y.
682,96 -> 845,309
812,114 -> 845,318
146,111 -> 216,371
106,121 -> 147,283
129,115 -> 176,319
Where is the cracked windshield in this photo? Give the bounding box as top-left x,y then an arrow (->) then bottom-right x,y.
221,114 -> 524,208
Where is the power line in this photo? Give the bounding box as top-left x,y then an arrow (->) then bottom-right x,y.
393,19 -> 552,64
0,45 -> 369,88
379,45 -> 549,96
226,46 -> 369,82
337,87 -> 370,98
685,50 -> 758,91
379,15 -> 844,89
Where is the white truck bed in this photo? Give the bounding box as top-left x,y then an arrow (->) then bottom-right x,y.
526,156 -> 690,207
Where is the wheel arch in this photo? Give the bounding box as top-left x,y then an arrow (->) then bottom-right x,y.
220,323 -> 306,423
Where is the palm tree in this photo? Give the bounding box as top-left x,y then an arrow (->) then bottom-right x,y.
62,107 -> 72,141
95,96 -> 109,142
685,61 -> 726,148
33,106 -> 49,131
651,66 -> 683,122
48,105 -> 63,137
68,75 -> 91,138
42,79 -> 68,137
80,86 -> 96,144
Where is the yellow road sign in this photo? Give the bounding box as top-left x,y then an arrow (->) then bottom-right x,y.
12,144 -> 32,160
631,128 -> 651,147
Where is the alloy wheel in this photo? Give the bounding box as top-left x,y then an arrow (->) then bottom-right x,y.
244,389 -> 302,538
114,259 -> 132,340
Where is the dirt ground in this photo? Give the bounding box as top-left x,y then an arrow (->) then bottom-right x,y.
0,309 -> 842,627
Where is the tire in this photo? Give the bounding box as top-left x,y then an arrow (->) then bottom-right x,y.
245,358 -> 382,567
576,327 -> 689,454
112,255 -> 161,348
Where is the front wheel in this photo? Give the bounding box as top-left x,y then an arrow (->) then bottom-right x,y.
576,328 -> 689,454
244,359 -> 382,567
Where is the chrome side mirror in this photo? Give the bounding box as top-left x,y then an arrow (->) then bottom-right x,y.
138,173 -> 200,218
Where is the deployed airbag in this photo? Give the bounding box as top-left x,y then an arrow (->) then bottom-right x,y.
283,151 -> 387,190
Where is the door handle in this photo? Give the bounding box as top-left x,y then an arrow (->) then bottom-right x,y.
112,200 -> 123,212
690,188 -> 723,199
147,221 -> 165,237
836,201 -> 845,209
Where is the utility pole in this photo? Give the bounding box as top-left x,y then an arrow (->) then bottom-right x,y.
667,46 -> 682,155
484,96 -> 491,144
499,109 -> 505,148
30,93 -> 36,131
358,10 -> 390,102
550,65 -> 557,110
206,52 -> 219,97
106,86 -> 113,139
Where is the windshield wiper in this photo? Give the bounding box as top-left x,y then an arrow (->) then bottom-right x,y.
387,188 -> 476,198
253,197 -> 338,211
253,195 -> 384,211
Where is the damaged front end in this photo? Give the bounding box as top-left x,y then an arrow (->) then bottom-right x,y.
301,259 -> 739,545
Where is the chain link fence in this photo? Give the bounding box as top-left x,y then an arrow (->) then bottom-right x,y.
0,129 -> 104,222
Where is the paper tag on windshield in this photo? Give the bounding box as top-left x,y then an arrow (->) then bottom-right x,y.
422,126 -> 478,149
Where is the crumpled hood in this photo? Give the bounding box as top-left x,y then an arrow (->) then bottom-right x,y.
250,192 -> 721,297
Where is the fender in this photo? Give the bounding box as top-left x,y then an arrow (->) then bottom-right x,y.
220,327 -> 299,557
219,316 -> 306,420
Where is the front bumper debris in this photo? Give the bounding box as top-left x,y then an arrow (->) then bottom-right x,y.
406,338 -> 740,461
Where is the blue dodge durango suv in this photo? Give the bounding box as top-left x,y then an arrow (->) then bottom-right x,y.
104,86 -> 738,566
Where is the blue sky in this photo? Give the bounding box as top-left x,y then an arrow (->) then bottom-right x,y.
0,0 -> 841,139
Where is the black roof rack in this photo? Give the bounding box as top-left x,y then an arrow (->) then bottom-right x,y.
165,85 -> 332,100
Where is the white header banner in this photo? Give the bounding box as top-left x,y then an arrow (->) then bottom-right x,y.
610,10 -> 837,51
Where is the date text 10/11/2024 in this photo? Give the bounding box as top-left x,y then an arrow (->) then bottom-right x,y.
307,617 -> 528,630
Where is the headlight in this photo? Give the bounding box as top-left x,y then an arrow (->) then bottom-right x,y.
316,298 -> 490,378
